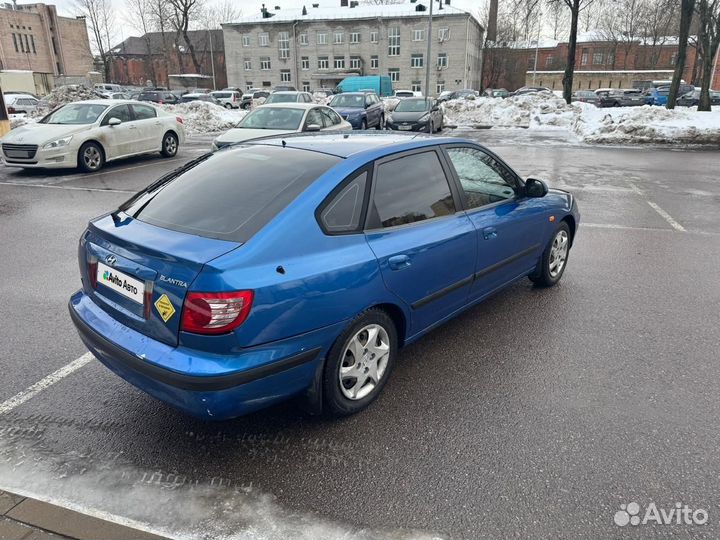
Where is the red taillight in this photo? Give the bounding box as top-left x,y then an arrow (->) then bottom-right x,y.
180,291 -> 254,335
143,281 -> 154,320
87,254 -> 98,289
176,116 -> 184,124
7,106 -> 16,114
232,94 -> 237,102
158,100 -> 164,105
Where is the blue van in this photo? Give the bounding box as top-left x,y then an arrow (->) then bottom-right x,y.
337,76 -> 393,97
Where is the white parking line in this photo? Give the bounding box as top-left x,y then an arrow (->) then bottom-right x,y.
0,353 -> 94,415
628,182 -> 687,232
0,181 -> 134,194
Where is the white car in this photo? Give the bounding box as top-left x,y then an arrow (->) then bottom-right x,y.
0,99 -> 185,172
212,103 -> 351,150
264,91 -> 314,104
5,94 -> 40,116
210,90 -> 242,109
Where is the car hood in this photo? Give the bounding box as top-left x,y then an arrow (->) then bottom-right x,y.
1,123 -> 92,145
215,128 -> 298,144
333,107 -> 365,116
390,111 -> 429,122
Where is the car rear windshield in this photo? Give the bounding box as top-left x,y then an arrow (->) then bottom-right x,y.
265,93 -> 298,104
139,92 -> 159,100
126,145 -> 341,242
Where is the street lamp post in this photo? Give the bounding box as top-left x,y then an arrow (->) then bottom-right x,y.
424,0 -> 434,97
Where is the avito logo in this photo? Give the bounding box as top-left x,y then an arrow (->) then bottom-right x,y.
614,501 -> 708,527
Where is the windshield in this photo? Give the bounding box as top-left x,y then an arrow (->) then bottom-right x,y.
39,103 -> 108,124
236,107 -> 305,130
395,99 -> 431,113
266,94 -> 298,104
329,94 -> 365,108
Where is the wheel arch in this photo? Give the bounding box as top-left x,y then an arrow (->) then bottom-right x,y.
77,139 -> 106,164
367,302 -> 408,348
561,214 -> 576,247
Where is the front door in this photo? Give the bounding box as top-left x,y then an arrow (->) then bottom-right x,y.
100,105 -> 136,158
364,149 -> 476,336
442,145 -> 548,300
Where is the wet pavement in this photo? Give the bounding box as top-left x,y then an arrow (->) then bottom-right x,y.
0,131 -> 719,539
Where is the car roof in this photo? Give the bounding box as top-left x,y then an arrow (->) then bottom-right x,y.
272,91 -> 305,95
256,102 -> 320,110
246,132 -> 465,159
336,91 -> 376,95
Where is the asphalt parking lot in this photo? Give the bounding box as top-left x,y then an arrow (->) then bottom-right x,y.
1,132 -> 719,539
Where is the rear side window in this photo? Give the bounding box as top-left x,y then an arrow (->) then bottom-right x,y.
132,104 -> 156,120
319,171 -> 368,233
369,151 -> 455,229
127,146 -> 341,242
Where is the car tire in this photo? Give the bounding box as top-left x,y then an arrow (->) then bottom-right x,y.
360,119 -> 367,130
613,101 -> 621,107
323,309 -> 398,417
160,132 -> 178,157
529,222 -> 571,287
78,142 -> 104,172
376,114 -> 384,130
224,103 -> 233,109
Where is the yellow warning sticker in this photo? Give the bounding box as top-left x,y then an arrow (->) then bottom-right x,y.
154,294 -> 176,323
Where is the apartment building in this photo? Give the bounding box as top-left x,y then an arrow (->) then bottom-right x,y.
0,2 -> 93,78
223,0 -> 483,95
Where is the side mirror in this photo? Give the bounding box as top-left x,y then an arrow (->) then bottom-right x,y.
525,177 -> 548,198
431,106 -> 439,112
305,123 -> 321,132
108,117 -> 122,126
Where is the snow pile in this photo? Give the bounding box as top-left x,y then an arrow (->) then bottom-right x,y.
382,97 -> 401,112
442,91 -> 577,129
160,101 -> 246,134
573,105 -> 720,144
312,92 -> 331,105
39,84 -> 98,111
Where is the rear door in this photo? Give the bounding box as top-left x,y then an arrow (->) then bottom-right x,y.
442,145 -> 548,300
364,148 -> 476,335
130,103 -> 162,152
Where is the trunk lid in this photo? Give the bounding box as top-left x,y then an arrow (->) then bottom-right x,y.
80,214 -> 240,346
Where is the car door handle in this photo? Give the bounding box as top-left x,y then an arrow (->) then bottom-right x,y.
388,255 -> 411,270
483,227 -> 498,240
128,125 -> 137,130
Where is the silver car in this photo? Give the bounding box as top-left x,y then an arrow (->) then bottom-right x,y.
5,94 -> 40,116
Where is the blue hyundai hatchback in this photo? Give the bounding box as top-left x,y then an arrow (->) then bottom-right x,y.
69,133 -> 579,419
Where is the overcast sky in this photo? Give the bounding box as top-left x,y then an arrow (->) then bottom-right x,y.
49,0 -> 484,44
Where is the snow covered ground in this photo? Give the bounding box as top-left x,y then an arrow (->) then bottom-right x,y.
441,91 -> 720,145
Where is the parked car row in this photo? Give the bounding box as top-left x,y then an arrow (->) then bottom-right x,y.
571,84 -> 717,108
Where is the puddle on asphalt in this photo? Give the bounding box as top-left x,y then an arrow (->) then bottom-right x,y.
0,423 -> 444,540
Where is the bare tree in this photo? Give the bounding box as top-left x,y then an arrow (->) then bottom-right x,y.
168,0 -> 204,74
125,0 -> 157,85
694,0 -> 720,110
75,0 -> 115,81
201,0 -> 242,29
550,0 -> 600,104
667,0 -> 695,108
597,0 -> 643,69
546,0 -> 571,40
639,0 -> 680,68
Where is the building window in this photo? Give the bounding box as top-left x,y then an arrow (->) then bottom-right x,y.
334,31 -> 344,44
317,32 -> 327,45
246,82 -> 254,90
244,58 -> 252,70
389,68 -> 399,82
263,81 -> 272,87
545,55 -> 554,68
592,52 -> 603,64
436,80 -> 445,94
388,27 -> 400,56
411,81 -> 421,92
30,35 -> 36,54
242,35 -> 251,47
370,30 -> 378,43
370,55 -> 379,69
318,56 -> 329,70
350,32 -> 360,44
607,53 -> 615,66
301,56 -> 310,70
12,33 -> 19,53
413,29 -> 425,41
280,69 -> 291,82
438,28 -> 450,41
670,52 -> 677,66
260,57 -> 271,70
299,33 -> 308,46
581,48 -> 588,65
437,53 -> 447,68
259,33 -> 269,47
279,31 -> 290,58
334,56 -> 345,69
302,81 -> 311,92
411,54 -> 424,68
527,56 -> 535,70
350,56 -> 361,69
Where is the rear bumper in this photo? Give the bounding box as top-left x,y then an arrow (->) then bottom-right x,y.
69,291 -> 341,419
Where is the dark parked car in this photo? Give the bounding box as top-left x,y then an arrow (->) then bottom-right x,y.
437,89 -> 478,103
571,91 -> 599,105
676,89 -> 720,107
137,91 -> 179,105
386,97 -> 443,133
597,89 -> 645,107
514,86 -> 552,95
328,92 -> 385,129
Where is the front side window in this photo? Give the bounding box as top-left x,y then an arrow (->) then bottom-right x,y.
388,27 -> 400,56
305,108 -> 324,128
370,151 -> 455,229
445,147 -> 518,209
320,171 -> 368,233
102,105 -> 133,125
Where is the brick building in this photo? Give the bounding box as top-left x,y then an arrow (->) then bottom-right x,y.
0,2 -> 94,91
109,30 -> 226,90
222,0 -> 483,95
485,33 -> 720,91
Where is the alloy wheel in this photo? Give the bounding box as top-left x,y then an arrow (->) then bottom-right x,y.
548,230 -> 569,277
164,135 -> 177,155
339,324 -> 390,400
83,146 -> 101,170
